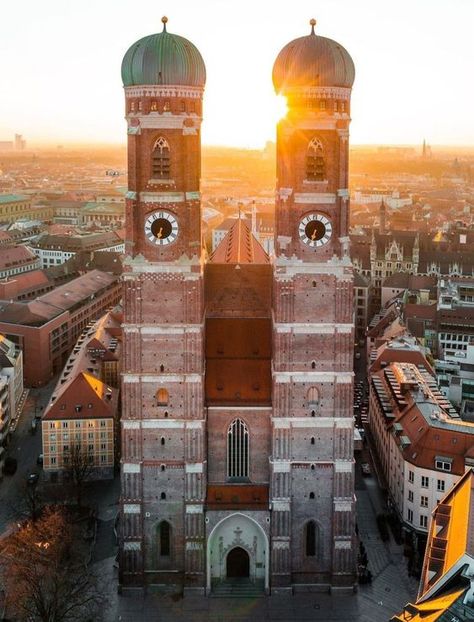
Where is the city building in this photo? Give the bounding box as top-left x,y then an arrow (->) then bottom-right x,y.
0,269 -> 121,386
0,245 -> 41,279
119,18 -> 356,594
31,231 -> 124,269
354,272 -> 371,340
391,468 -> 474,622
0,270 -> 54,301
369,360 -> 474,546
41,308 -> 122,480
0,334 -> 23,474
0,195 -> 52,223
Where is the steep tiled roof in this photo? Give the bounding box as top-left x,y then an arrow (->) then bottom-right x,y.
0,245 -> 38,271
210,218 -> 269,265
43,371 -> 118,421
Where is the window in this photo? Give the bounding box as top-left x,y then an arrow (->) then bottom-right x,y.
408,470 -> 414,483
62,422 -> 68,429
306,138 -> 325,181
309,492 -> 315,499
421,476 -> 429,488
435,460 -> 451,472
407,508 -> 413,523
156,388 -> 169,406
159,521 -> 170,556
160,492 -> 166,500
420,495 -> 428,507
437,479 -> 445,493
307,387 -> 320,407
51,457 -> 57,465
305,521 -> 317,556
100,454 -> 107,463
420,515 -> 428,529
151,137 -> 170,179
408,490 -> 414,502
227,418 -> 249,479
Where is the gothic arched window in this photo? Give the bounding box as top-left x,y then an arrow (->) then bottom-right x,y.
158,520 -> 170,556
227,418 -> 249,479
151,137 -> 170,179
306,138 -> 325,181
305,520 -> 317,557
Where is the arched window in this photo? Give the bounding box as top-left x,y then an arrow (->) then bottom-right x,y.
151,137 -> 170,179
306,138 -> 325,181
307,387 -> 320,407
227,418 -> 249,479
156,388 -> 169,406
309,492 -> 315,499
160,492 -> 166,500
159,521 -> 170,556
305,521 -> 317,556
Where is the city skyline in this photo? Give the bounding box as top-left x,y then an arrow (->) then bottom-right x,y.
1,0 -> 473,149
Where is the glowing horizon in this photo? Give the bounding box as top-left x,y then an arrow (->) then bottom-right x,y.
1,0 -> 473,149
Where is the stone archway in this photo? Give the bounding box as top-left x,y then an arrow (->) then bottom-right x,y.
206,513 -> 269,592
226,546 -> 250,578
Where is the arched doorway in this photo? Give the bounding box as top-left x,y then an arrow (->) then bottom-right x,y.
226,547 -> 250,578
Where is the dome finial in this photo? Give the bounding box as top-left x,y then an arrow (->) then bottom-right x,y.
161,16 -> 168,32
310,18 -> 316,35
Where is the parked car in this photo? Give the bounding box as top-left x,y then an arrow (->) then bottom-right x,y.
3,456 -> 17,475
37,454 -> 44,466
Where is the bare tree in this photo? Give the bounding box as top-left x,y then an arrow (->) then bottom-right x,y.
0,507 -> 104,621
64,445 -> 95,507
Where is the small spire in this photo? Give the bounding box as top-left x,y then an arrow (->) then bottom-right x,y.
310,18 -> 316,35
161,16 -> 168,32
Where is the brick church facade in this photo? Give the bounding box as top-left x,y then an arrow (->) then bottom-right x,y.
119,17 -> 356,594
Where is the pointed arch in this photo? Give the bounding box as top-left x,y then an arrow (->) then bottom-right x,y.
151,136 -> 170,179
227,418 -> 249,479
306,137 -> 325,181
156,388 -> 169,406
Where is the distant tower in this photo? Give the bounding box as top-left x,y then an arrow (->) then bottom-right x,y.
379,199 -> 387,234
271,18 -> 356,590
422,139 -> 427,159
119,17 -> 207,590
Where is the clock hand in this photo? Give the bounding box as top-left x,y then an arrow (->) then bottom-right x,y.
157,227 -> 163,238
311,228 -> 317,240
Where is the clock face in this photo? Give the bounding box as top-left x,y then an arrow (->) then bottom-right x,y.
299,213 -> 332,247
144,211 -> 178,246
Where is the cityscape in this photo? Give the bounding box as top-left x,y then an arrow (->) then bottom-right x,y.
0,2 -> 473,621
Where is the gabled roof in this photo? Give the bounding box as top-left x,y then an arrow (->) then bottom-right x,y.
43,372 -> 118,421
210,218 -> 269,265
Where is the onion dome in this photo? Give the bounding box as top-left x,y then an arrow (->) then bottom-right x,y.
273,19 -> 355,92
121,17 -> 206,87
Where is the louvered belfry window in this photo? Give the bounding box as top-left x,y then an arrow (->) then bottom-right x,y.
151,137 -> 171,179
227,418 -> 249,479
306,137 -> 325,181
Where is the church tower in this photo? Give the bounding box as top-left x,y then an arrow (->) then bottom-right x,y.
270,19 -> 356,590
119,18 -> 207,590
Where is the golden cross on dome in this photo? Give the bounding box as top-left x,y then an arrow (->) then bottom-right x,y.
161,16 -> 168,32
310,18 -> 316,34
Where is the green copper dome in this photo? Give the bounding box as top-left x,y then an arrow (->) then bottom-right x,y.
273,20 -> 355,92
121,18 -> 206,87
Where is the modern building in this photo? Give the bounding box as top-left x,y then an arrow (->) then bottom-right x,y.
0,334 -> 23,475
41,308 -> 122,480
119,18 -> 356,594
31,232 -> 124,269
0,269 -> 121,386
391,468 -> 474,621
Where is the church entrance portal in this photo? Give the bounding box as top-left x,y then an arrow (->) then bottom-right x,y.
226,547 -> 250,578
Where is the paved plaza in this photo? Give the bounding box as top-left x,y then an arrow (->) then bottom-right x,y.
98,474 -> 418,622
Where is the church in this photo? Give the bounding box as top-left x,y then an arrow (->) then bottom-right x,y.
119,17 -> 356,595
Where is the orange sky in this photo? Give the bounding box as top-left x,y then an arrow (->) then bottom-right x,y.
0,0 -> 473,148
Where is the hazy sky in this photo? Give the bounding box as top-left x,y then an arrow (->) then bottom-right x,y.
1,0 -> 473,148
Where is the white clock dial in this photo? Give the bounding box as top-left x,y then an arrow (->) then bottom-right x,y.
144,211 -> 179,246
299,213 -> 332,247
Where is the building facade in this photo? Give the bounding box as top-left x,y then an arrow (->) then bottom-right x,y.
119,18 -> 356,594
